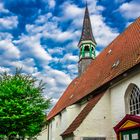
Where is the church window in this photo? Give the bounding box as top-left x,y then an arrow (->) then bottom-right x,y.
129,85 -> 140,115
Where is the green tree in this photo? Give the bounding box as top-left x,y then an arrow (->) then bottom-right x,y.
0,69 -> 51,140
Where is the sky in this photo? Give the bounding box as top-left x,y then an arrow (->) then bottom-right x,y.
0,0 -> 140,106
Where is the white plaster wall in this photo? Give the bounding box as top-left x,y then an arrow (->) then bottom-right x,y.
36,128 -> 48,140
48,104 -> 81,140
54,115 -> 62,140
52,119 -> 56,140
74,72 -> 140,140
61,109 -> 67,133
74,91 -> 112,140
47,71 -> 140,140
66,104 -> 81,126
49,121 -> 53,140
110,72 -> 140,138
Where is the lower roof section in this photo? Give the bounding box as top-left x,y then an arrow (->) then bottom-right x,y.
61,92 -> 105,137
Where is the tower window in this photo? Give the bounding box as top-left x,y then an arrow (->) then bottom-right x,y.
84,46 -> 89,51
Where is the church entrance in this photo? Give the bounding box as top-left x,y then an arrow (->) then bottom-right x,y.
121,128 -> 140,140
114,115 -> 140,140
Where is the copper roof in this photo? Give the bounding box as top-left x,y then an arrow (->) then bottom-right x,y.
47,17 -> 140,120
61,92 -> 104,136
78,5 -> 96,45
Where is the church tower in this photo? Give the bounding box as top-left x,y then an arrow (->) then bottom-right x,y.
78,4 -> 96,76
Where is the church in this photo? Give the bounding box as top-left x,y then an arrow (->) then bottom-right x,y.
37,4 -> 140,140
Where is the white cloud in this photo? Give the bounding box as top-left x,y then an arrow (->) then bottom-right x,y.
0,2 -> 18,30
126,21 -> 133,28
48,0 -> 56,9
0,32 -> 13,40
48,68 -> 71,86
26,20 -> 75,42
35,13 -> 53,24
14,35 -> 52,65
0,32 -> 37,75
61,0 -> 104,22
0,40 -> 20,59
45,30 -> 74,42
0,67 -> 10,73
67,64 -> 78,77
62,53 -> 78,63
10,59 -> 37,74
41,0 -> 56,9
26,14 -> 68,42
48,47 -> 64,55
33,66 -> 72,104
66,40 -> 79,51
90,15 -> 119,47
0,2 -> 10,13
85,0 -> 105,14
61,2 -> 84,20
119,0 -> 140,19
0,16 -> 18,30
95,50 -> 100,56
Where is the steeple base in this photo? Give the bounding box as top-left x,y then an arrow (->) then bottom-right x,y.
78,58 -> 93,76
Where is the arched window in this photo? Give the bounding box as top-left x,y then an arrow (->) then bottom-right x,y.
129,85 -> 140,115
125,84 -> 140,115
84,45 -> 89,51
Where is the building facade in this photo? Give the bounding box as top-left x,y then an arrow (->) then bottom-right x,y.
37,5 -> 140,140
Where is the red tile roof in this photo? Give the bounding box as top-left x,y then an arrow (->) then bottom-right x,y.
47,17 -> 140,120
61,92 -> 104,136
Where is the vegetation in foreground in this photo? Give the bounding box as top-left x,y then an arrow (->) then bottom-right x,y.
0,69 -> 51,140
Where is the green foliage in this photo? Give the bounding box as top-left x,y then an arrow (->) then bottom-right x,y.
0,69 -> 51,139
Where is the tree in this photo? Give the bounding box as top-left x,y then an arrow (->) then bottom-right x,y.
0,69 -> 51,140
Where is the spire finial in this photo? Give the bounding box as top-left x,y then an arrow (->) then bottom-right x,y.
86,0 -> 88,7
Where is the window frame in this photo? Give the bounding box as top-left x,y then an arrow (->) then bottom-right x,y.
125,84 -> 140,115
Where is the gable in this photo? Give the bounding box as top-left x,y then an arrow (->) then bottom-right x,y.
114,114 -> 140,133
120,120 -> 139,129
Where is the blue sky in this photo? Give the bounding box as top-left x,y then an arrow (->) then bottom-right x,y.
0,0 -> 139,105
